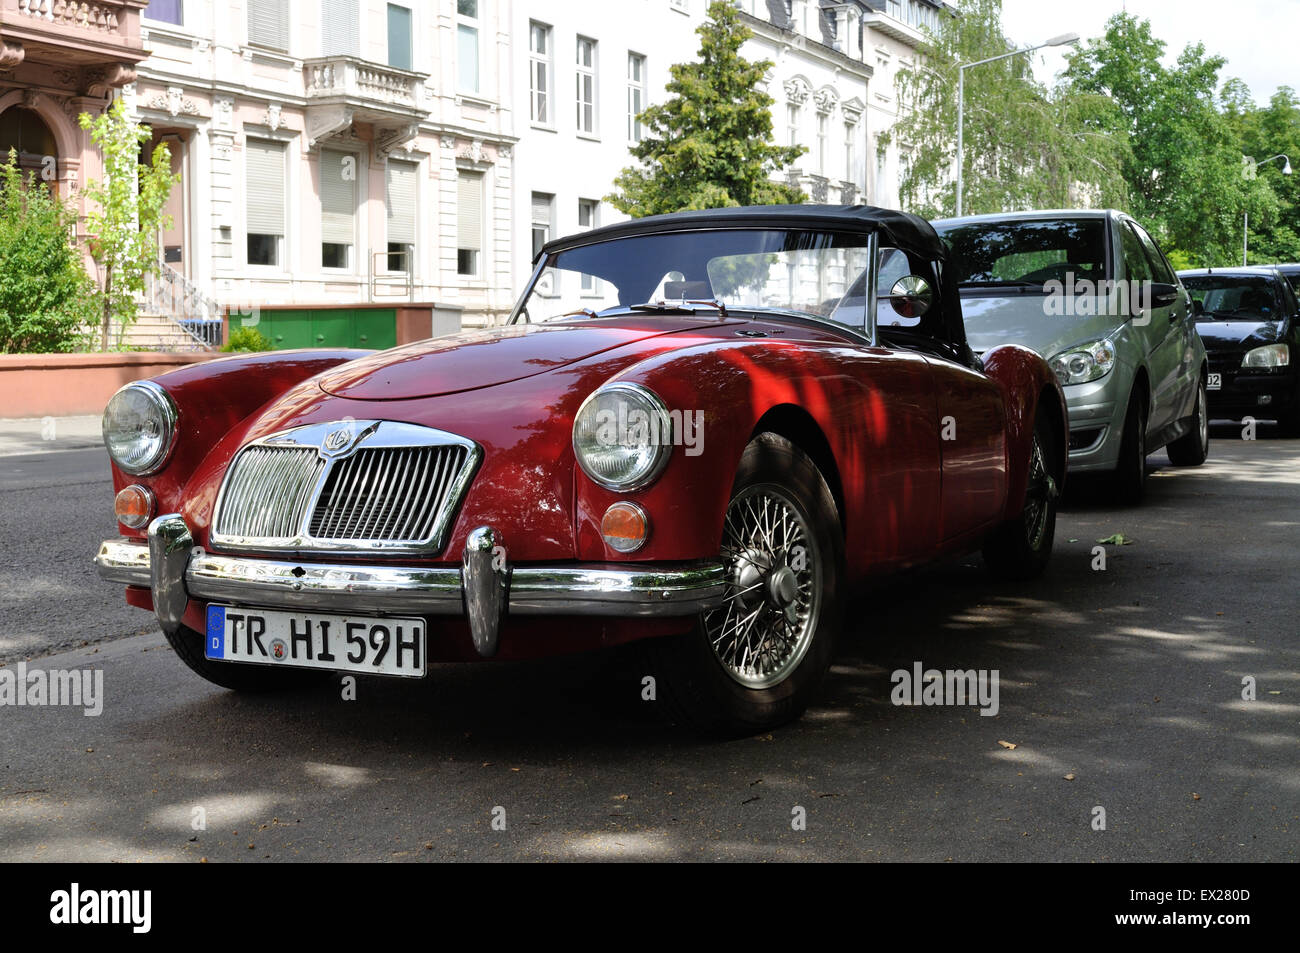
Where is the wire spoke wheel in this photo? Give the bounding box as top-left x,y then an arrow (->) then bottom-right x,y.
705,484 -> 822,689
1022,432 -> 1058,550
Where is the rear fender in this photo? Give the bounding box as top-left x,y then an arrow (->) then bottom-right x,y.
981,344 -> 1067,521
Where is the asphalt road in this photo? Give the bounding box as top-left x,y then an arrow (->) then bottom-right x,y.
0,426 -> 1296,861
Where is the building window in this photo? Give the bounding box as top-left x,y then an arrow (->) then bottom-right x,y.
888,0 -> 903,21
320,149 -> 356,270
627,53 -> 646,143
529,22 -> 552,125
387,3 -> 412,71
576,37 -> 597,135
321,0 -> 359,56
787,102 -> 800,149
144,0 -> 183,26
844,121 -> 856,183
245,139 -> 285,267
531,192 -> 554,262
816,113 -> 827,175
386,159 -> 417,272
457,171 -> 483,276
457,0 -> 480,93
578,199 -> 599,292
247,0 -> 288,51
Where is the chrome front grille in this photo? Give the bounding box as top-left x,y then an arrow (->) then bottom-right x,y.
307,445 -> 469,543
214,447 -> 326,540
210,420 -> 480,555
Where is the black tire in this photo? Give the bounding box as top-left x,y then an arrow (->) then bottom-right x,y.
1167,376 -> 1210,466
982,405 -> 1060,580
642,433 -> 843,736
1112,387 -> 1148,505
1276,389 -> 1300,437
164,624 -> 331,692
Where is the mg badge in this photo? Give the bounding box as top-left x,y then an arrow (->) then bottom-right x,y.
323,428 -> 354,453
270,638 -> 288,661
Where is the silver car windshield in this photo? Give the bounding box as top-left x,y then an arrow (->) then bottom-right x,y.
512,228 -> 875,327
938,218 -> 1108,290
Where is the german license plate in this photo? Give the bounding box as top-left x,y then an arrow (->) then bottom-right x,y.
204,605 -> 426,677
1207,373 -> 1222,390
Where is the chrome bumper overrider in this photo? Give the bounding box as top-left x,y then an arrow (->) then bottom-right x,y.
95,514 -> 728,658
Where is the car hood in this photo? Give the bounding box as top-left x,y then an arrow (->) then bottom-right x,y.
960,294 -> 1125,359
1194,319 -> 1280,351
316,317 -> 733,400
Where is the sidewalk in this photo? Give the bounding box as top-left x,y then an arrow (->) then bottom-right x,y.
0,415 -> 104,456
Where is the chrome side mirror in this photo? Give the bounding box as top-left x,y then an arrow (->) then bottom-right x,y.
887,276 -> 933,319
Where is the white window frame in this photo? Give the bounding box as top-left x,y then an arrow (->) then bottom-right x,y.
844,120 -> 856,184
457,169 -> 484,278
456,0 -> 480,94
787,102 -> 800,150
529,22 -> 553,127
577,198 -> 599,294
627,52 -> 646,144
816,112 -> 828,175
386,2 -> 413,72
319,147 -> 359,273
244,137 -> 288,271
576,36 -> 597,137
531,192 -> 555,291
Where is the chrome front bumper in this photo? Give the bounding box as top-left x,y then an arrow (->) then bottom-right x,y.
95,514 -> 728,658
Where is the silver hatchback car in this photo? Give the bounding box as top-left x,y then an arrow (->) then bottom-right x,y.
932,210 -> 1209,503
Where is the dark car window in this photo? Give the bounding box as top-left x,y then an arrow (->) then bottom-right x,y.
1120,224 -> 1153,284
1130,222 -> 1177,285
1283,271 -> 1300,298
937,218 -> 1107,288
1180,275 -> 1281,320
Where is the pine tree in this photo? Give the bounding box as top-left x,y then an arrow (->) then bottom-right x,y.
607,0 -> 806,216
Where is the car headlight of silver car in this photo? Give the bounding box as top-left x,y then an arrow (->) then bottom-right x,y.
1241,343 -> 1290,370
102,380 -> 178,476
1049,338 -> 1117,386
572,382 -> 673,491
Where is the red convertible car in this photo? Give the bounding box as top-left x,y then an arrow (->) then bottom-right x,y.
95,206 -> 1066,733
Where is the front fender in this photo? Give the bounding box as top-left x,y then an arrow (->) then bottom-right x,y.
981,344 -> 1067,521
107,349 -> 369,537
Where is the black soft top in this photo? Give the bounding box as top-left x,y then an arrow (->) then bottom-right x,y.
539,204 -> 947,262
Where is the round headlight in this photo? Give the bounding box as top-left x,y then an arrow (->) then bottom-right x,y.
1049,338 -> 1116,386
572,383 -> 673,491
102,381 -> 177,476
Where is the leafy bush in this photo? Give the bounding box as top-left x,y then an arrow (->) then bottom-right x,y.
221,326 -> 273,353
0,154 -> 98,353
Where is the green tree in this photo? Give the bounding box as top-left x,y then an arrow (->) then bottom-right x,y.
78,98 -> 178,350
1063,13 -> 1264,266
0,153 -> 97,353
890,0 -> 1129,219
1227,86 -> 1300,264
607,0 -> 805,216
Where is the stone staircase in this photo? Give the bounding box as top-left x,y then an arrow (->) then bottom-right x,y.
118,314 -> 213,352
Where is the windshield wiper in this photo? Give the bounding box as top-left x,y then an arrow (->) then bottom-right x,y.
629,298 -> 729,317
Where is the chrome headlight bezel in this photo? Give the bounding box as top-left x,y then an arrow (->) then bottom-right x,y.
1049,338 -> 1117,386
1241,343 -> 1290,370
102,380 -> 178,476
572,382 -> 673,492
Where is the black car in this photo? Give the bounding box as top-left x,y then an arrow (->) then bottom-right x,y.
1275,263 -> 1300,297
1178,266 -> 1299,432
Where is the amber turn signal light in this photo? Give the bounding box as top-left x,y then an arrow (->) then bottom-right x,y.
601,501 -> 649,553
114,484 -> 155,530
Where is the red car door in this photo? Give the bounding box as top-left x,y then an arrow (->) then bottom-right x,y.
929,357 -> 1008,541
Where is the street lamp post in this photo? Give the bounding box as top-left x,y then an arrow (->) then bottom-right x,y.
955,32 -> 1081,218
1242,154 -> 1292,265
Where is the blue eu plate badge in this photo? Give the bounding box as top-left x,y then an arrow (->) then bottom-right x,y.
205,605 -> 225,659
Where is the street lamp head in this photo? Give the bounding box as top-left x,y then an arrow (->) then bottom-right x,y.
1284,158 -> 1293,175
1045,32 -> 1081,47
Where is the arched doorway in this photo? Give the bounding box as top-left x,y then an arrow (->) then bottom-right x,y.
0,106 -> 59,194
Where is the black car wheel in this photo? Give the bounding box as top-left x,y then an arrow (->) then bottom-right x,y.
983,405 -> 1060,580
1113,388 -> 1148,505
1167,376 -> 1210,466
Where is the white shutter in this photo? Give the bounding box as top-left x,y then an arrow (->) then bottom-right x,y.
320,150 -> 355,245
247,0 -> 288,51
458,172 -> 483,250
530,192 -> 552,226
246,139 -> 285,235
386,160 -> 417,244
321,0 -> 359,56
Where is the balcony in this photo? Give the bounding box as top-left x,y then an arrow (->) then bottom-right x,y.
0,0 -> 146,80
302,55 -> 430,149
862,11 -> 923,48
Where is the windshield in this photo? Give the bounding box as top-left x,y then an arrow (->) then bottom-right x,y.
513,229 -> 875,326
1181,276 -> 1280,321
936,218 -> 1107,289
